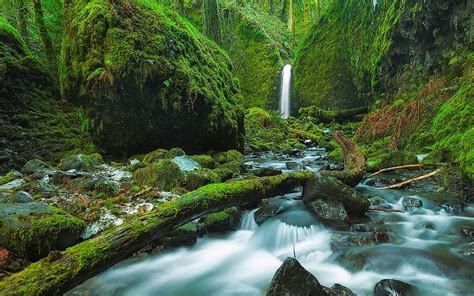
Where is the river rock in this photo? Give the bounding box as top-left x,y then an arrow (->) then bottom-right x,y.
51,170 -> 89,185
373,279 -> 416,296
402,196 -> 423,208
302,173 -> 370,218
0,202 -> 85,260
251,167 -> 282,177
331,283 -> 356,296
254,200 -> 286,225
0,179 -> 25,191
306,199 -> 350,230
199,207 -> 242,234
2,191 -> 33,203
266,257 -> 334,296
172,155 -> 201,172
22,159 -> 51,175
185,169 -> 220,191
285,161 -> 300,170
59,153 -> 104,172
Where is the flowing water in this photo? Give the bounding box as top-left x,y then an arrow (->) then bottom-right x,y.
279,65 -> 292,119
69,149 -> 474,296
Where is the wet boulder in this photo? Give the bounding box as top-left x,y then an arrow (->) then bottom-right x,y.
373,279 -> 416,296
172,155 -> 201,172
285,161 -> 300,170
402,196 -> 423,208
0,202 -> 85,261
302,173 -> 369,218
199,207 -> 242,234
254,199 -> 286,225
307,199 -> 351,230
190,155 -> 217,169
251,167 -> 282,177
266,257 -> 351,296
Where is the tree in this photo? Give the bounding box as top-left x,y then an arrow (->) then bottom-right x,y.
32,0 -> 56,74
203,0 -> 221,44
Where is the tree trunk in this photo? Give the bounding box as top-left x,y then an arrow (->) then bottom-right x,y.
203,0 -> 221,44
17,0 -> 30,44
32,0 -> 56,74
323,131 -> 367,186
300,106 -> 369,124
0,172 -> 313,295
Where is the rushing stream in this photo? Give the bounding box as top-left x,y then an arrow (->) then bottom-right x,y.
69,149 -> 473,296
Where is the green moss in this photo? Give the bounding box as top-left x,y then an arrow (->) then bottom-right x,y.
0,171 -> 18,186
190,155 -> 217,169
0,203 -> 85,261
60,0 -> 244,157
184,168 -> 221,191
133,159 -> 184,191
143,148 -> 169,164
167,148 -> 186,158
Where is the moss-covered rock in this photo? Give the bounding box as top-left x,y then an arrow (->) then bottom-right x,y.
294,0 -> 472,109
0,202 -> 85,261
0,16 -> 94,173
213,149 -> 244,164
185,169 -> 221,191
190,155 -> 217,169
61,0 -> 244,158
58,153 -> 104,172
200,207 -> 242,233
142,149 -> 169,164
133,159 -> 184,190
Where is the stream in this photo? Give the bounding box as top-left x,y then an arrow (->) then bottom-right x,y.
69,149 -> 474,296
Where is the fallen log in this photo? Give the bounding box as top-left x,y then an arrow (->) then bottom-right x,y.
378,169 -> 441,190
299,106 -> 369,124
0,171 -> 313,295
367,164 -> 425,178
323,131 -> 367,187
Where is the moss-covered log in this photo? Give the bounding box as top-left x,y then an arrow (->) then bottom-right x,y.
299,106 -> 369,123
0,172 -> 313,295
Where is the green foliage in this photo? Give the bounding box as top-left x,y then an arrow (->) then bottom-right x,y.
133,159 -> 184,190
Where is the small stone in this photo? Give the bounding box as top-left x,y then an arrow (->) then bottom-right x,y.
402,196 -> 423,208
373,279 -> 416,296
22,159 -> 51,175
285,161 -> 299,170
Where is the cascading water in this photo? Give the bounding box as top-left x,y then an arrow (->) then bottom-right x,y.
69,149 -> 474,296
279,64 -> 292,119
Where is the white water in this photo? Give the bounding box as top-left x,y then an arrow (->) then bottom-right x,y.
69,152 -> 474,296
279,64 -> 292,119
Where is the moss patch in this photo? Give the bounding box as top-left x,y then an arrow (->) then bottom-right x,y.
133,159 -> 184,191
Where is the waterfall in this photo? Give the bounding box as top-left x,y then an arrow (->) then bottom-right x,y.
279,64 -> 292,119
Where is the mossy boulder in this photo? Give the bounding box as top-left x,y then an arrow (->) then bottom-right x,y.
184,169 -> 221,191
0,17 -> 94,173
61,0 -> 244,158
59,153 -> 104,172
0,202 -> 85,261
143,149 -> 169,165
133,159 -> 184,191
190,155 -> 217,169
200,207 -> 242,234
212,150 -> 244,164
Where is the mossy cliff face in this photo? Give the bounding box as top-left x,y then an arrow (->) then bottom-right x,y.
0,16 -> 94,173
294,0 -> 473,110
219,2 -> 293,109
60,0 -> 244,158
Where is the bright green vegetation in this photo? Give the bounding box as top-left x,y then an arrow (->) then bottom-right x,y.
60,0 -> 244,157
0,203 -> 85,261
133,159 -> 184,191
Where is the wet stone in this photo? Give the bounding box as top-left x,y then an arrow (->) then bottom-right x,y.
402,196 -> 423,208
373,279 -> 416,296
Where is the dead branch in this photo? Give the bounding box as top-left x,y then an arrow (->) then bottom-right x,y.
367,164 -> 425,178
368,207 -> 405,213
378,169 -> 441,189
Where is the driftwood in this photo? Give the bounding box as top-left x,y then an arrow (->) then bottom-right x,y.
378,169 -> 441,189
299,106 -> 369,123
367,164 -> 425,178
323,130 -> 367,187
0,172 -> 313,295
368,207 -> 405,213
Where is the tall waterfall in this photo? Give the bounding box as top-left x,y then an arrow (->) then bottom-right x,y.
279,64 -> 292,119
